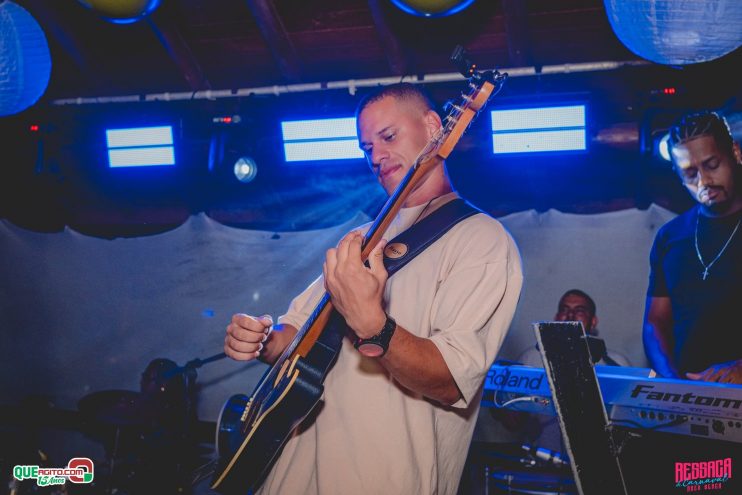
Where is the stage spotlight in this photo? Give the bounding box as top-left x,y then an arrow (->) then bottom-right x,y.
233,156 -> 258,183
77,0 -> 162,24
208,126 -> 259,185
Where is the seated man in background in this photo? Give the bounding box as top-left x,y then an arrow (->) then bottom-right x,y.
518,289 -> 631,367
487,290 -> 630,457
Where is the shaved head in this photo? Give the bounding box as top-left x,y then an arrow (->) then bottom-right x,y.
356,83 -> 438,121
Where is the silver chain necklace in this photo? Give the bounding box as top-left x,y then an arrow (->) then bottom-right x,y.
694,209 -> 741,280
410,196 -> 437,226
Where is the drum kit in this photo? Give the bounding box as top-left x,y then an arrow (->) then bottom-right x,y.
10,350 -> 570,495
73,353 -> 225,494
75,356 -> 575,495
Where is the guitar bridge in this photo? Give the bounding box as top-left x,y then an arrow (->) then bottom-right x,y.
240,398 -> 253,423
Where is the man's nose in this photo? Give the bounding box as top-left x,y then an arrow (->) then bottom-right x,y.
696,169 -> 710,188
371,146 -> 389,167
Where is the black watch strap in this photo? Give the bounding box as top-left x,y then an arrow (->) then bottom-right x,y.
354,314 -> 396,357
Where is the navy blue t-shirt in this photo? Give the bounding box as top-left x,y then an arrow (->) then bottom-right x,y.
648,205 -> 742,373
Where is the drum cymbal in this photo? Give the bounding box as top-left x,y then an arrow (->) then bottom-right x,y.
491,469 -> 576,494
78,390 -> 154,426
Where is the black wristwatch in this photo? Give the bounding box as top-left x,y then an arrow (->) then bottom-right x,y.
354,314 -> 396,357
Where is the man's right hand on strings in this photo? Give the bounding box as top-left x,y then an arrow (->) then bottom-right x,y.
225,314 -> 297,364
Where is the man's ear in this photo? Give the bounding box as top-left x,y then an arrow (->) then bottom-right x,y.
733,142 -> 741,165
590,315 -> 599,335
424,110 -> 443,139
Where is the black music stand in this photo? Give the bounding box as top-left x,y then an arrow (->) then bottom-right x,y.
533,321 -> 628,495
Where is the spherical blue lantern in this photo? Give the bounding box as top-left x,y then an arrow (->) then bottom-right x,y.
604,0 -> 742,65
77,0 -> 162,25
390,0 -> 477,18
0,1 -> 52,116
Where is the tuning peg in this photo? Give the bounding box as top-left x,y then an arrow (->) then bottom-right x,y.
443,101 -> 464,114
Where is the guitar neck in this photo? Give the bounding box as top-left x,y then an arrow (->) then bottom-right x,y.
361,159 -> 436,257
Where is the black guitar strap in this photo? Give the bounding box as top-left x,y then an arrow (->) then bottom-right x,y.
307,198 -> 481,373
382,197 -> 480,275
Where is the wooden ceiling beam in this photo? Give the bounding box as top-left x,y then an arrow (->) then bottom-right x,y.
22,0 -> 103,90
243,0 -> 302,82
502,0 -> 532,67
148,8 -> 211,91
367,0 -> 408,76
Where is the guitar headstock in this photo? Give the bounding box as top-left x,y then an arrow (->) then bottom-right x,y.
428,49 -> 507,161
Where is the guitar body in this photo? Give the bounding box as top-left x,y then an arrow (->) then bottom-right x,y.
212,355 -> 326,494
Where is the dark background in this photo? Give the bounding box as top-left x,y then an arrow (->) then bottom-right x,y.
2,0 -> 740,237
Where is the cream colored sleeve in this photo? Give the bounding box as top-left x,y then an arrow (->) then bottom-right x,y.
277,274 -> 327,331
428,224 -> 523,409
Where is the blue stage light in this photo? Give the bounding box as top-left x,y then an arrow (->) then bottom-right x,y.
492,129 -> 587,154
108,147 -> 175,168
390,0 -> 476,18
233,156 -> 258,183
281,117 -> 364,162
105,125 -> 175,167
106,125 -> 173,148
490,105 -> 587,154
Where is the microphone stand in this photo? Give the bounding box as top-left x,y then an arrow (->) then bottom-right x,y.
163,352 -> 229,380
144,352 -> 228,491
161,352 -> 229,421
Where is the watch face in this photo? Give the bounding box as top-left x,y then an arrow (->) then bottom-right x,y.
357,342 -> 386,357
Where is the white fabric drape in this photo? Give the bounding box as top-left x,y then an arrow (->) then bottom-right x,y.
0,205 -> 676,420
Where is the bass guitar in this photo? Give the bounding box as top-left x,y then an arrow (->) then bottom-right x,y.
209,59 -> 507,495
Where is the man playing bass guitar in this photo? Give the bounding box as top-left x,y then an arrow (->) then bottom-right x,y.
224,83 -> 523,495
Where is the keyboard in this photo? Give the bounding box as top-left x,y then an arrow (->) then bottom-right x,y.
483,364 -> 742,443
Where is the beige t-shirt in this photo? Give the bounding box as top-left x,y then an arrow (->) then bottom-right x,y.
258,193 -> 523,495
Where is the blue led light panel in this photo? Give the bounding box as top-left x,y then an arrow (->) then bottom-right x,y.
281,117 -> 364,162
108,147 -> 176,168
490,105 -> 586,154
106,126 -> 173,148
106,125 -> 175,167
492,129 -> 586,154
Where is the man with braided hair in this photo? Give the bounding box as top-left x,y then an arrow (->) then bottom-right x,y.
643,111 -> 742,383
